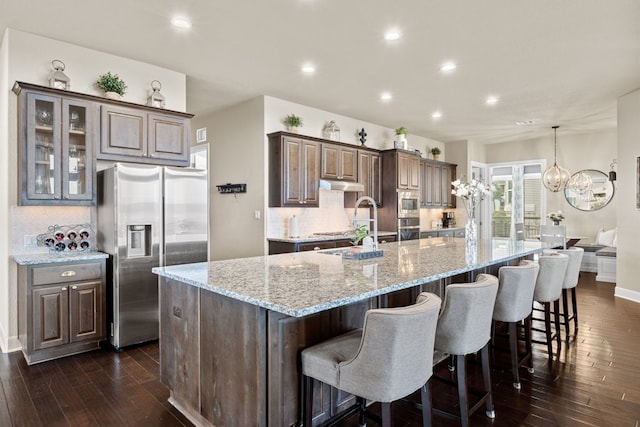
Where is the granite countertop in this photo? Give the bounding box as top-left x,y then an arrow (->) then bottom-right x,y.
153,238 -> 545,318
268,230 -> 397,243
13,251 -> 109,265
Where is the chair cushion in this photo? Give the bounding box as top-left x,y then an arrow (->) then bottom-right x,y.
301,329 -> 362,388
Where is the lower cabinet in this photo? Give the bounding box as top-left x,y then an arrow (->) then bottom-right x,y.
18,259 -> 106,365
268,235 -> 397,254
421,228 -> 465,239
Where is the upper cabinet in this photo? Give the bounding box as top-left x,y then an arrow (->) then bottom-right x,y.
421,159 -> 457,208
99,105 -> 191,166
321,144 -> 357,182
381,149 -> 421,192
357,149 -> 381,205
14,83 -> 96,206
269,132 -> 321,207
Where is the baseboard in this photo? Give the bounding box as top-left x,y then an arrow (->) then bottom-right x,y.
0,325 -> 22,354
614,286 -> 640,303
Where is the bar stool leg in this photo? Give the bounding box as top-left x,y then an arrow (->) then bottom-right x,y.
562,289 -> 571,342
508,322 -> 521,389
524,315 -> 534,373
380,402 -> 392,427
571,287 -> 579,333
420,382 -> 433,427
456,354 -> 470,427
543,302 -> 553,360
554,299 -> 562,359
480,343 -> 496,419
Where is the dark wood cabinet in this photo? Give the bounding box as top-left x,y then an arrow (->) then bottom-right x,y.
18,259 -> 106,365
357,149 -> 382,205
13,83 -> 96,206
99,105 -> 191,166
269,132 -> 321,207
268,235 -> 396,254
397,151 -> 421,190
321,144 -> 357,182
421,159 -> 457,208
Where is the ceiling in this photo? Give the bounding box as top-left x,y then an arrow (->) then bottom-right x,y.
2,0 -> 640,144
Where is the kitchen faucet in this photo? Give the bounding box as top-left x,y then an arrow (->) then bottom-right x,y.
353,196 -> 378,250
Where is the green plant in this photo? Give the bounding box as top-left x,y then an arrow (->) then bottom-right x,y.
395,126 -> 408,136
285,114 -> 303,128
96,72 -> 127,95
430,147 -> 441,155
351,225 -> 369,246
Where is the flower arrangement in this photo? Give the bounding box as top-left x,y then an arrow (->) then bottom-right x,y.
451,179 -> 494,218
547,210 -> 565,223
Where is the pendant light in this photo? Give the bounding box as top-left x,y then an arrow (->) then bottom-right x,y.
542,125 -> 571,192
567,170 -> 592,196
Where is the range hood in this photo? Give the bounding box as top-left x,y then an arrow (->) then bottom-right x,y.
318,179 -> 365,192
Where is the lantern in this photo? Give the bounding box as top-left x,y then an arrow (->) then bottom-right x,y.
147,80 -> 166,108
48,60 -> 70,90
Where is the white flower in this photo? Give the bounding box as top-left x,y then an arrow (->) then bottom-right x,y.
547,210 -> 565,221
451,179 -> 495,218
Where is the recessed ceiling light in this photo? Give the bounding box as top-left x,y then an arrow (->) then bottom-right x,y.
384,31 -> 402,41
380,92 -> 392,101
432,111 -> 442,119
171,17 -> 192,29
440,62 -> 456,73
301,64 -> 316,74
486,96 -> 499,105
516,120 -> 536,126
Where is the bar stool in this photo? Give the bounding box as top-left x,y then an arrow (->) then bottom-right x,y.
493,260 -> 539,389
532,252 -> 569,361
301,292 -> 441,427
433,274 -> 499,427
555,247 -> 584,342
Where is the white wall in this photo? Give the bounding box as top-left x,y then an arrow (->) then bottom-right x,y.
192,97 -> 266,260
484,129 -> 618,241
616,88 -> 640,301
0,29 -> 187,353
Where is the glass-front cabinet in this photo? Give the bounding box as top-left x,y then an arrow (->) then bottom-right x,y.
20,90 -> 94,205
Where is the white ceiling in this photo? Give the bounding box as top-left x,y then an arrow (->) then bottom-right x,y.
2,0 -> 640,144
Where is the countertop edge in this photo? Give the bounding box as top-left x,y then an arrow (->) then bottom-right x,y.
13,251 -> 109,265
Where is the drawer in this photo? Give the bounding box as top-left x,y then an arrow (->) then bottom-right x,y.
32,261 -> 103,286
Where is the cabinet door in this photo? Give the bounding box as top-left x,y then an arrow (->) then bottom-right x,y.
339,147 -> 357,182
24,93 -> 62,202
424,162 -> 435,206
321,145 -> 357,181
441,164 -> 456,207
282,137 -> 303,205
99,104 -> 148,158
358,150 -> 381,205
148,113 -> 189,164
302,140 -> 320,206
433,164 -> 443,205
409,156 -> 420,190
69,280 -> 103,343
61,99 -> 94,202
397,154 -> 411,189
32,285 -> 69,350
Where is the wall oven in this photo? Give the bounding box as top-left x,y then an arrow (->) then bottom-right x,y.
398,217 -> 420,241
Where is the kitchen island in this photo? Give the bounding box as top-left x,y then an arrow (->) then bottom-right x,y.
152,237 -> 545,427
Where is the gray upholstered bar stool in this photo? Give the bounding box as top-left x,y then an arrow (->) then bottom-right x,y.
433,274 -> 499,427
301,292 -> 442,427
493,260 -> 539,389
531,252 -> 569,361
556,247 -> 584,342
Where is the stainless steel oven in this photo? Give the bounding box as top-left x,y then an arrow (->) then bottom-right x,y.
398,217 -> 420,241
397,190 -> 420,218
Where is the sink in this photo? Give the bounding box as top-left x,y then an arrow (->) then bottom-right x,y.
319,247 -> 384,260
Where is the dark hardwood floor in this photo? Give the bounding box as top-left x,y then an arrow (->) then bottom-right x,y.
1,272 -> 639,426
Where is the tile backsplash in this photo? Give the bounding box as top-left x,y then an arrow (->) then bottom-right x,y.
11,206 -> 92,254
267,189 -> 371,238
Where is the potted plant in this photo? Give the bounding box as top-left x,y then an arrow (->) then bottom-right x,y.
394,127 -> 408,149
431,147 -> 441,160
285,114 -> 303,133
96,72 -> 127,100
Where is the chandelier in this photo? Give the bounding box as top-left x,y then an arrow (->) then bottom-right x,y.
542,126 -> 571,192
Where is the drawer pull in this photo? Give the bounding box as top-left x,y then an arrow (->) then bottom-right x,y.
61,270 -> 76,277
71,285 -> 78,290
61,287 -> 67,291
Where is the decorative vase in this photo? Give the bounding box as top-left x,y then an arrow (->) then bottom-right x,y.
104,91 -> 122,100
288,126 -> 298,133
394,135 -> 407,150
465,218 -> 478,264
433,154 -> 439,160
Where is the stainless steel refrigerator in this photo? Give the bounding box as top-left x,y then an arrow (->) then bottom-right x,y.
97,163 -> 209,349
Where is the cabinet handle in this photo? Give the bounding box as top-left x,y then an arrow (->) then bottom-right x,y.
63,194 -> 69,199
61,270 -> 76,277
313,247 -> 321,251
71,285 -> 78,290
61,287 -> 67,291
